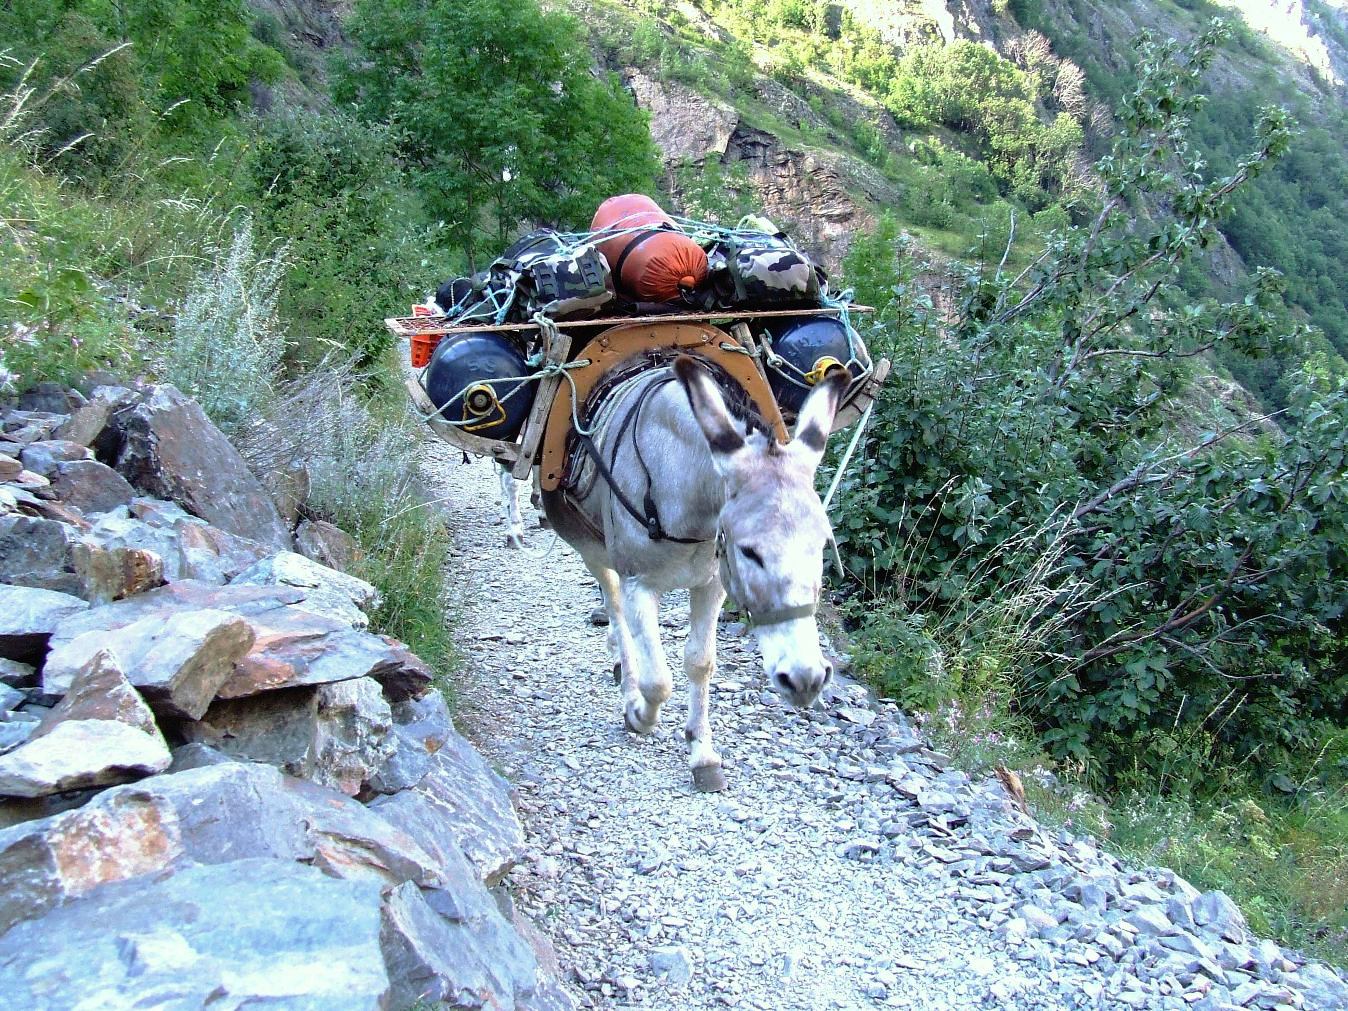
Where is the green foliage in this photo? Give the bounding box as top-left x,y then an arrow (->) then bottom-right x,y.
163,218 -> 288,434
335,0 -> 660,264
246,109 -> 444,367
840,25 -> 1348,789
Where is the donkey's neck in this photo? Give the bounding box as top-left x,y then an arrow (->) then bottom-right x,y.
638,374 -> 728,542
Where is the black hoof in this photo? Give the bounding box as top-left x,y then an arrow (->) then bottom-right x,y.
692,765 -> 727,792
611,662 -> 622,686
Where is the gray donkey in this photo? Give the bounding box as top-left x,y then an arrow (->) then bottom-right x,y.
542,354 -> 847,792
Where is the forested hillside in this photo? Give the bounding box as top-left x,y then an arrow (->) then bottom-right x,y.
2,0 -> 1345,968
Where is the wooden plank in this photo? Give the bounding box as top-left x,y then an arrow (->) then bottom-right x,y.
404,377 -> 520,465
511,328 -> 571,481
385,304 -> 874,339
832,357 -> 891,433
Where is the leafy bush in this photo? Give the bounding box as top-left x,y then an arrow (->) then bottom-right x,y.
164,218 -> 288,433
839,25 -> 1348,788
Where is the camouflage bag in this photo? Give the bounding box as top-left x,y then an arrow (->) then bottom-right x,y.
502,229 -> 613,320
726,233 -> 822,306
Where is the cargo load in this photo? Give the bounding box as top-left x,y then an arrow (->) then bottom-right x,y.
388,197 -> 890,482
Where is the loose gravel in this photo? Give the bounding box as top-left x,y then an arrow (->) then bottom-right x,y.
425,446 -> 1348,1011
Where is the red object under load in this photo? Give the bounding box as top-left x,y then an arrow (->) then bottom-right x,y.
591,194 -> 708,302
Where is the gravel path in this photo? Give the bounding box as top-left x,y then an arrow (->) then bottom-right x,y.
423,447 -> 1347,1011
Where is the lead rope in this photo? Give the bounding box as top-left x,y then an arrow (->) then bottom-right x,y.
820,399 -> 875,578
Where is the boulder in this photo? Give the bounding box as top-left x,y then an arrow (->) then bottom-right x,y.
108,385 -> 292,550
182,677 -> 394,795
48,460 -> 136,515
53,385 -> 131,448
0,859 -> 390,1009
16,383 -> 84,415
0,719 -> 171,798
296,517 -> 362,572
0,683 -> 23,714
231,550 -> 381,629
0,514 -> 84,595
18,440 -> 92,477
2,410 -> 65,443
45,582 -> 301,646
380,880 -> 544,1010
370,690 -> 454,794
215,604 -> 430,702
0,658 -> 36,689
34,649 -> 158,738
70,540 -> 164,603
0,454 -> 20,481
85,508 -> 271,585
42,608 -> 255,719
0,584 -> 88,664
370,731 -> 525,886
0,721 -> 35,755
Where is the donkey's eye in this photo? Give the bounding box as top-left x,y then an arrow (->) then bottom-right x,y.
738,545 -> 765,567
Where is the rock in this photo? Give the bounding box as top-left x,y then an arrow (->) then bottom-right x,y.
181,677 -> 394,795
70,540 -> 164,603
47,460 -> 136,515
166,741 -> 235,772
1126,906 -> 1175,938
86,506 -> 271,584
43,608 -> 255,720
0,514 -> 84,595
214,602 -> 430,703
34,649 -> 157,737
1193,891 -> 1248,943
1293,963 -> 1348,1007
3,410 -> 65,442
53,386 -> 130,447
0,683 -> 23,713
269,463 -> 310,529
0,584 -> 88,664
0,718 -> 170,798
370,733 -> 525,887
231,550 -> 381,629
109,385 -> 292,550
380,879 -> 545,1010
0,859 -> 390,1009
0,721 -> 35,754
18,440 -> 91,476
625,69 -> 739,164
16,383 -> 83,415
369,690 -> 454,794
649,946 -> 695,986
295,517 -> 363,573
0,658 -> 36,689
0,454 -> 19,481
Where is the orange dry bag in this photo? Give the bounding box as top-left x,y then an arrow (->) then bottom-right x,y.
591,194 -> 708,302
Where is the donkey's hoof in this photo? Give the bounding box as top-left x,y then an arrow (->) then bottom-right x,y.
504,534 -> 524,550
590,606 -> 610,627
624,702 -> 658,734
692,764 -> 727,793
611,662 -> 622,686
536,516 -> 552,530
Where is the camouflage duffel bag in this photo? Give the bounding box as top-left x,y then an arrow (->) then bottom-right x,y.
506,229 -> 614,320
725,233 -> 823,306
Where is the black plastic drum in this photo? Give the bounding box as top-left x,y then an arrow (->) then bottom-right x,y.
762,317 -> 858,414
424,332 -> 535,441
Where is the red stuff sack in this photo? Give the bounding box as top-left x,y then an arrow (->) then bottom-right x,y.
591,194 -> 708,302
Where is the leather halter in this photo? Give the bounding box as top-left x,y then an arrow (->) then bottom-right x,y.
717,531 -> 819,628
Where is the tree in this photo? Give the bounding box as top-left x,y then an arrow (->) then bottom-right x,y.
335,0 -> 660,265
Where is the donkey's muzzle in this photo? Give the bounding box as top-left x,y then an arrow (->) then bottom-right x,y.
771,660 -> 833,708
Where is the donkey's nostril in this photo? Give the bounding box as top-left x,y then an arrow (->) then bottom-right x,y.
822,662 -> 834,684
774,671 -> 794,693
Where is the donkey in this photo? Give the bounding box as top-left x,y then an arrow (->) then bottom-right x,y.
542,354 -> 847,792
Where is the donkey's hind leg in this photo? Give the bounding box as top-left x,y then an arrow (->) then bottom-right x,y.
498,465 -> 526,549
618,576 -> 671,734
685,579 -> 728,792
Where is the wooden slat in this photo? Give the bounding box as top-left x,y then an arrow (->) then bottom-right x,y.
385,304 -> 874,339
511,328 -> 571,480
404,377 -> 520,465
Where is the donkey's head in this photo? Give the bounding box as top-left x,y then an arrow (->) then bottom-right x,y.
673,355 -> 847,709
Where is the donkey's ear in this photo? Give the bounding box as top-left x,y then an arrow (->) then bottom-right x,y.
674,355 -> 745,457
792,368 -> 849,462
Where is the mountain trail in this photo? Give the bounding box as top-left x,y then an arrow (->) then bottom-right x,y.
423,447 -> 1344,1011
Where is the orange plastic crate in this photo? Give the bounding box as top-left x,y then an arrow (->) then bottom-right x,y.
408,304 -> 443,368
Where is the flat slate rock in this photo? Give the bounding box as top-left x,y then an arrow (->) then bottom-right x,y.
110,385 -> 292,551
231,551 -> 381,630
0,858 -> 390,1010
42,607 -> 255,719
0,583 -> 88,665
0,718 -> 170,798
34,648 -> 158,737
182,677 -> 394,796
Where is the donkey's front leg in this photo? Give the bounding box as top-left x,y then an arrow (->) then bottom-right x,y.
618,577 -> 671,733
685,579 -> 728,792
